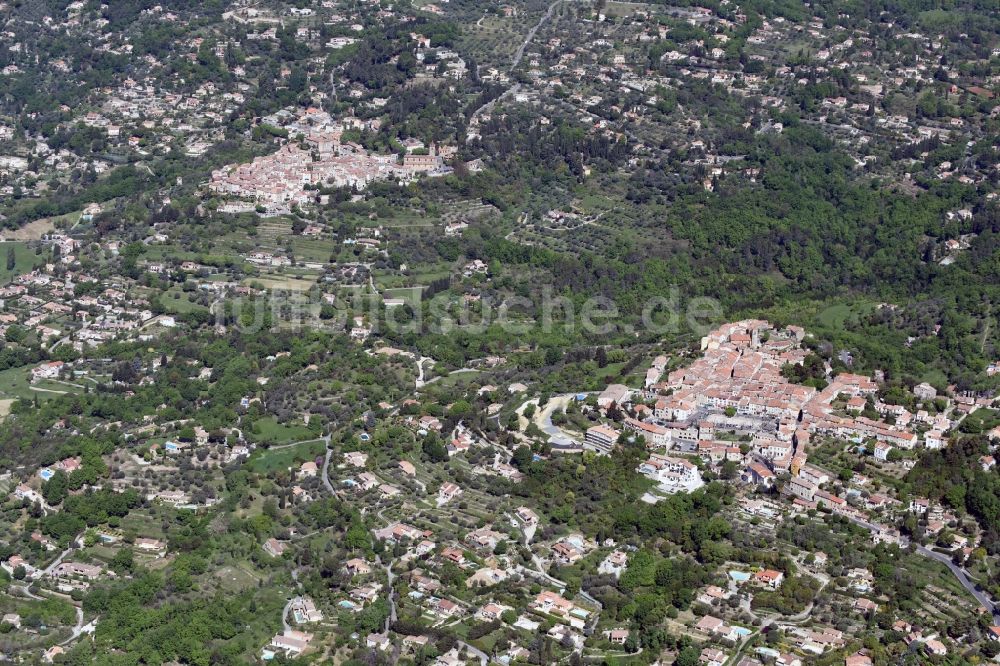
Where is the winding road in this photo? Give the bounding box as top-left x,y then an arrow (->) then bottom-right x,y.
374,553 -> 399,632
319,434 -> 335,496
58,608 -> 93,647
917,544 -> 1000,620
12,536 -> 93,647
847,515 -> 1000,621
281,597 -> 294,632
415,356 -> 434,389
12,541 -> 76,600
518,393 -> 594,448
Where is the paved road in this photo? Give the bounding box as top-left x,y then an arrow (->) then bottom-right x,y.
13,537 -> 93,647
319,434 -> 335,495
281,597 -> 294,632
583,646 -> 643,661
415,356 -> 431,388
723,629 -> 761,666
375,554 -> 399,632
578,589 -> 603,611
372,348 -> 437,389
58,609 -> 94,646
386,561 -> 397,625
469,84 -> 522,128
136,314 -> 172,331
916,544 -> 1000,619
28,386 -> 68,395
469,0 -> 578,124
517,558 -> 567,591
526,392 -> 601,449
516,395 -> 577,446
457,640 -> 489,666
740,571 -> 829,626
50,321 -> 90,351
511,0 -> 575,70
416,356 -> 465,389
42,541 -> 78,576
411,475 -> 427,495
847,516 -> 1000,620
13,583 -> 44,602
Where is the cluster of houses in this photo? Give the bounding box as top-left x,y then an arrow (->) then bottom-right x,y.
0,246 -> 168,354
209,109 -> 451,215
580,321 -> 964,501
482,0 -> 999,198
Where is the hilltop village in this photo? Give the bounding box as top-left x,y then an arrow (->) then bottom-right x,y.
209,109 -> 453,216
0,0 -> 996,664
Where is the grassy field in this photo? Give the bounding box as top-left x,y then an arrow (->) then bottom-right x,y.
382,286 -> 424,301
427,369 -> 480,389
0,366 -> 39,402
213,562 -> 264,593
375,265 -> 450,290
0,216 -> 58,241
140,245 -> 203,262
231,218 -> 339,263
920,367 -> 949,386
160,288 -> 210,314
252,417 -> 316,444
120,510 -> 167,539
247,439 -> 326,473
290,237 -> 336,263
815,301 -> 876,330
31,379 -> 84,394
0,241 -> 43,284
458,13 -> 530,69
603,1 -> 649,18
243,274 -> 317,292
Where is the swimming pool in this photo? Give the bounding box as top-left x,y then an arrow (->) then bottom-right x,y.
39,468 -> 54,481
729,570 -> 751,583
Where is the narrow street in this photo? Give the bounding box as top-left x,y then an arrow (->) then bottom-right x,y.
375,553 -> 399,632
319,434 -> 335,495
